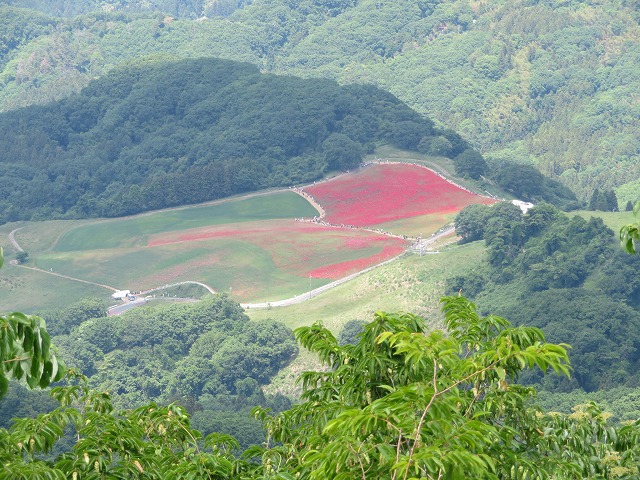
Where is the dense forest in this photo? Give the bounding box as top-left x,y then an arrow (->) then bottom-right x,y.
1,0 -> 640,201
0,56 -> 479,223
3,294 -> 298,450
5,281 -> 640,478
452,202 -> 640,410
3,0 -> 640,476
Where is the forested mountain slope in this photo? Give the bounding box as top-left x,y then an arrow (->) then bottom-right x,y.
452,202 -> 640,395
0,56 -> 470,223
1,0 -> 639,200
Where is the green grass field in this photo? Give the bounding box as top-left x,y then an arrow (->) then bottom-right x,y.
0,263 -> 111,313
1,191 -> 318,311
53,191 -> 317,251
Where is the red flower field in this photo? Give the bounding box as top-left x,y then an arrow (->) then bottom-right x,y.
306,163 -> 494,226
307,244 -> 406,278
147,219 -> 407,281
136,163 -> 496,292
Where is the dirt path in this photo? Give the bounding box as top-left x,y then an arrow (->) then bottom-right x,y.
11,263 -> 119,291
8,227 -> 24,252
290,188 -> 326,219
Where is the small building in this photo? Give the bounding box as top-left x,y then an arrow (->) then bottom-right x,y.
112,290 -> 131,300
512,200 -> 534,213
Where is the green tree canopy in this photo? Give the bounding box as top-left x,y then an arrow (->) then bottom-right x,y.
0,57 -> 468,223
4,290 -> 640,478
453,148 -> 488,179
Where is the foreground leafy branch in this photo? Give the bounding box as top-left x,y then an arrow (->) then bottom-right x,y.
0,248 -> 66,399
620,201 -> 640,254
253,297 -> 638,479
2,261 -> 639,478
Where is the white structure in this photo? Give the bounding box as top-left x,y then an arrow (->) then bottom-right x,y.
111,290 -> 131,299
512,200 -> 534,213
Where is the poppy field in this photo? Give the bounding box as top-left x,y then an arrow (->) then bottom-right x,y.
305,163 -> 494,227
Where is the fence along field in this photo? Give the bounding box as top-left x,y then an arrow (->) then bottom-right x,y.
5,163 -> 495,309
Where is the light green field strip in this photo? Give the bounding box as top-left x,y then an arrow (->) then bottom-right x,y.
573,210 -> 631,232
53,190 -> 317,251
374,212 -> 457,237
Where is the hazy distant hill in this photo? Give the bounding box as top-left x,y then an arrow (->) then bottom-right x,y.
1,0 -> 639,201
0,56 -> 470,222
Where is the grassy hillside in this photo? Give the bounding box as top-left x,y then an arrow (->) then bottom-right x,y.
1,1 -> 639,199
247,240 -> 486,332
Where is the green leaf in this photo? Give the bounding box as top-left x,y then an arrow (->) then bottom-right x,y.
27,373 -> 40,388
41,330 -> 51,361
30,354 -> 41,378
40,361 -> 53,388
0,375 -> 7,399
22,327 -> 34,352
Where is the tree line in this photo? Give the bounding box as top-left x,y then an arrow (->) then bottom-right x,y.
3,1 -> 640,203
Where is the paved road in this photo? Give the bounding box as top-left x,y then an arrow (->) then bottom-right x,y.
240,226 -> 456,310
411,226 -> 456,253
140,281 -> 216,295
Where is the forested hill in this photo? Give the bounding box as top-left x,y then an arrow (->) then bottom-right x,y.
452,202 -> 640,395
2,1 -> 640,202
0,56 -> 471,223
